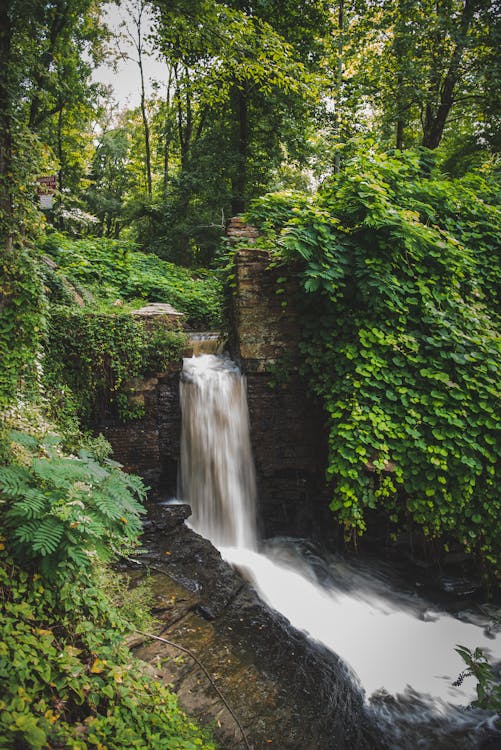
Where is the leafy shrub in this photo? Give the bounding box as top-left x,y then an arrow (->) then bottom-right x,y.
0,553 -> 214,750
41,234 -> 223,328
247,149 -> 501,574
455,645 -> 501,712
0,429 -> 214,748
45,308 -> 186,424
0,431 -> 146,577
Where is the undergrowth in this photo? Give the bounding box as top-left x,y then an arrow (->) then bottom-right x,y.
44,309 -> 187,425
41,233 -> 223,329
0,428 -> 215,750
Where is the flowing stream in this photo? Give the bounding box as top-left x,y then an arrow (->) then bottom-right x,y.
179,353 -> 500,749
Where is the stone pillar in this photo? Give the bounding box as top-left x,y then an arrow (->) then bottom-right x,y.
227,218 -> 330,540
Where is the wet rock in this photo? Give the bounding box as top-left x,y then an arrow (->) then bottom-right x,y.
438,576 -> 483,597
147,502 -> 192,532
134,520 -> 385,750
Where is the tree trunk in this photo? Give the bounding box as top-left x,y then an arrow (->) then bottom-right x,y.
334,0 -> 344,172
163,67 -> 173,196
421,0 -> 476,149
230,84 -> 249,215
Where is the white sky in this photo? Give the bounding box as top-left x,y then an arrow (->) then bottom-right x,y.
92,2 -> 168,110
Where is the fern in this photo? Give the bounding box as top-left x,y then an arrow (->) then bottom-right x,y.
82,517 -> 107,539
0,466 -> 32,499
2,430 -> 147,577
15,520 -> 42,544
94,492 -> 122,519
8,488 -> 47,519
32,457 -> 91,488
66,546 -> 90,567
9,430 -> 38,449
31,519 -> 64,556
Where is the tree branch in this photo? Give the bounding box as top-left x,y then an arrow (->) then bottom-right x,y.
133,629 -> 251,750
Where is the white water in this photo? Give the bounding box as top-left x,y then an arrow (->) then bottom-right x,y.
179,354 -> 500,743
180,354 -> 257,549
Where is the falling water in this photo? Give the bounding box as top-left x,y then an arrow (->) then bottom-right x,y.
180,354 -> 257,549
179,354 -> 501,749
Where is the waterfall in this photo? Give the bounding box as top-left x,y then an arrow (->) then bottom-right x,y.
179,354 -> 257,549
178,352 -> 501,749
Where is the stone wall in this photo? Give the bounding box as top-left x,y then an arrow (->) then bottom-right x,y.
99,366 -> 182,497
228,218 -> 330,539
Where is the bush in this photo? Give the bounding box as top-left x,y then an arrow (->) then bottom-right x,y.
0,430 -> 215,750
247,148 -> 501,575
41,234 -> 223,329
0,430 -> 146,577
45,308 -> 186,424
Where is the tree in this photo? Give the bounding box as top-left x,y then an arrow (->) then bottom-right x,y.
349,0 -> 501,151
146,0 -> 331,262
86,128 -> 132,237
118,0 -> 156,197
0,0 -> 107,404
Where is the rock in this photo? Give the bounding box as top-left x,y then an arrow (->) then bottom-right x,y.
133,517 -> 385,750
131,302 -> 185,320
147,502 -> 192,532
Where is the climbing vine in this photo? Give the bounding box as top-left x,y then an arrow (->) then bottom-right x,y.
0,245 -> 46,412
247,149 -> 500,574
45,308 -> 186,424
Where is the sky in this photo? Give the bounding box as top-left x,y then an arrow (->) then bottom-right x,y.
92,2 -> 168,110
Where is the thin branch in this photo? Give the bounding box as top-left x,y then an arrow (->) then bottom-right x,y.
133,629 -> 251,750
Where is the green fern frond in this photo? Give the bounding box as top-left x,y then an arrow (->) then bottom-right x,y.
15,520 -> 41,544
94,493 -> 121,519
65,545 -> 90,567
32,457 -> 91,488
7,488 -> 47,519
9,430 -> 38,449
31,519 -> 64,556
83,518 -> 107,538
0,466 -> 32,499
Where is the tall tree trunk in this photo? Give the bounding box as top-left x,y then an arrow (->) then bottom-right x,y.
163,67 -> 173,196
57,104 -> 64,191
334,0 -> 344,172
393,0 -> 410,150
421,0 -> 476,149
139,54 -> 152,196
230,84 -> 249,215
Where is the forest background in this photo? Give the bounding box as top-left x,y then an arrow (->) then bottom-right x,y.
0,1 -> 500,746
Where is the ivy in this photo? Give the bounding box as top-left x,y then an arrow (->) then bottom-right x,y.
44,308 -> 186,425
247,149 -> 501,576
0,243 -> 46,410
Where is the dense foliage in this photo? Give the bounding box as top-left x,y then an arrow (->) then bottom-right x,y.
1,0 -> 500,737
42,234 -> 223,327
0,431 -> 146,576
0,247 -> 46,411
247,149 -> 500,574
45,308 -> 186,424
0,432 -> 214,750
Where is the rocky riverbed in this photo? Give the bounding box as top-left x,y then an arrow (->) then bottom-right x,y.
126,503 -> 385,750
